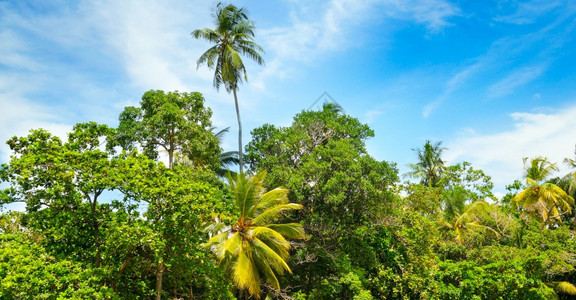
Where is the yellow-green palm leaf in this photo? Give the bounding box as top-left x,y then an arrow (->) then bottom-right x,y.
555,281 -> 576,295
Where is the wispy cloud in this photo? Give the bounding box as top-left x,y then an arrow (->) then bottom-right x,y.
262,0 -> 460,63
494,0 -> 567,25
421,1 -> 576,117
0,88 -> 71,163
487,65 -> 546,98
445,104 -> 576,191
0,30 -> 40,70
381,0 -> 461,32
422,62 -> 482,117
84,0 -> 214,91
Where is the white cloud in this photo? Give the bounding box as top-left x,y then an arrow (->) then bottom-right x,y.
445,104 -> 576,191
364,109 -> 385,124
0,30 -> 40,70
420,1 -> 576,117
0,92 -> 71,164
487,65 -> 546,98
422,62 -> 482,117
84,0 -> 213,91
261,0 -> 459,63
381,0 -> 461,32
494,0 -> 566,25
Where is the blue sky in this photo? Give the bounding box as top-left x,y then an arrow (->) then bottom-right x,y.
2,0 -> 576,198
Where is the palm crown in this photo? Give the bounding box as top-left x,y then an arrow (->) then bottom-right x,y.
192,2 -> 264,93
205,171 -> 305,298
513,157 -> 574,225
406,140 -> 446,187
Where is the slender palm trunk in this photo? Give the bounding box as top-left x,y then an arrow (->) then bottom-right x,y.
233,88 -> 243,174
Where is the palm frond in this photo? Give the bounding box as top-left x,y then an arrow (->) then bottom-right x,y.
252,237 -> 292,274
264,223 -> 305,240
555,281 -> 576,295
252,249 -> 280,290
205,222 -> 228,236
191,28 -> 220,43
219,232 -> 242,259
193,2 -> 264,93
252,203 -> 303,225
250,187 -> 290,215
234,243 -> 261,296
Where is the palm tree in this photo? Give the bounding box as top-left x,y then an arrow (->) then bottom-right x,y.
212,127 -> 240,177
558,149 -> 576,198
513,178 -> 574,225
175,127 -> 240,177
442,185 -> 471,223
193,2 -> 265,174
522,156 -> 558,182
205,171 -> 305,299
437,200 -> 498,243
513,157 -> 574,225
405,140 -> 447,187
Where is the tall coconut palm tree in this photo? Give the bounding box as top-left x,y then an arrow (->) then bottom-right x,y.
513,157 -> 574,225
405,140 -> 447,187
193,2 -> 265,174
205,171 -> 305,299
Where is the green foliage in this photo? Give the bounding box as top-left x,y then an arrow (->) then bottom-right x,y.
246,104 -> 398,297
247,104 -> 397,235
437,200 -> 499,244
1,124 -> 116,265
400,183 -> 442,220
4,90 -> 576,299
115,154 -> 234,299
0,234 -> 117,299
1,122 -> 234,299
192,2 -> 264,93
439,161 -> 496,201
523,157 -> 558,182
111,90 -> 219,169
433,258 -> 556,299
437,241 -> 468,261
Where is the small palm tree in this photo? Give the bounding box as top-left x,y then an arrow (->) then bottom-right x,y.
205,171 -> 305,299
193,2 -> 265,174
513,157 -> 574,225
174,127 -> 239,177
405,140 -> 447,187
442,186 -> 470,223
513,178 -> 574,225
522,156 -> 558,182
438,200 -> 498,243
558,149 -> 576,197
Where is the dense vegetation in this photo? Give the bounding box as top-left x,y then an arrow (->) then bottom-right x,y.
2,3 -> 576,300
1,91 -> 576,299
